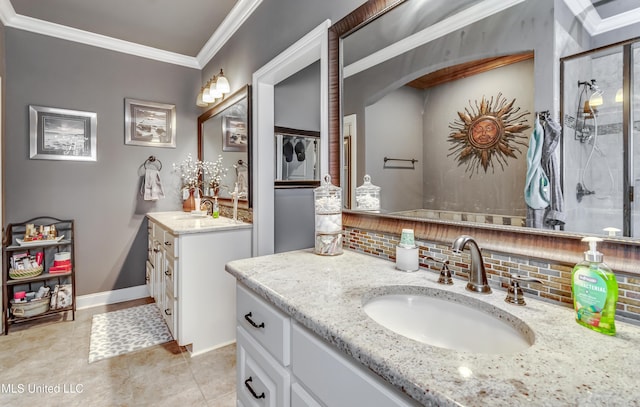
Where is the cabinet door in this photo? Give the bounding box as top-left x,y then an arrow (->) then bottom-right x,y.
153,242 -> 164,304
145,260 -> 154,298
291,383 -> 322,407
237,326 -> 290,407
292,323 -> 418,407
164,290 -> 177,337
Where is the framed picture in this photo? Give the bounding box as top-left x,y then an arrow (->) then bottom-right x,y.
222,116 -> 247,152
124,98 -> 176,148
274,126 -> 321,188
29,105 -> 97,161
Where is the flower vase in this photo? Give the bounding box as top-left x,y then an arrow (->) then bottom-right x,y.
183,188 -> 197,212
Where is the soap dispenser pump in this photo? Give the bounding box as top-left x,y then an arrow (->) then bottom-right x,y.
571,237 -> 618,335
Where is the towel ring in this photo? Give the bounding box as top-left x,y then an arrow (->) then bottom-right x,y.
144,156 -> 162,170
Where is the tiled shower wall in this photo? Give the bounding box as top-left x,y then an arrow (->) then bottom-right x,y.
344,227 -> 640,323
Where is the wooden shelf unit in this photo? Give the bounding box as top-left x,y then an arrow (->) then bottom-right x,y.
2,217 -> 76,334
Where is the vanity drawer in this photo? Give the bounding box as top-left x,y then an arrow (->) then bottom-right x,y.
152,221 -> 164,242
237,284 -> 290,366
237,326 -> 290,407
164,257 -> 177,298
162,231 -> 179,258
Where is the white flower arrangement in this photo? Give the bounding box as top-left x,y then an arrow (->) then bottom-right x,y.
173,154 -> 228,194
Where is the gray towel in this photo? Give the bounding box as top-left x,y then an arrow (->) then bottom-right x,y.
541,116 -> 565,227
526,115 -> 565,229
142,168 -> 165,201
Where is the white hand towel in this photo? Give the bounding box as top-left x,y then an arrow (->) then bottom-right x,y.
143,168 -> 165,201
237,166 -> 248,196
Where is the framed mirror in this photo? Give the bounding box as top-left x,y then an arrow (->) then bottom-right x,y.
274,126 -> 321,188
328,0 -> 640,274
198,84 -> 252,207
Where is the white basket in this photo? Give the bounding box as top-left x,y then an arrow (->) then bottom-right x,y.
11,295 -> 50,318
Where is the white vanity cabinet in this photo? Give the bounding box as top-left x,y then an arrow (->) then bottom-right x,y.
236,283 -> 291,407
235,282 -> 419,407
146,212 -> 252,356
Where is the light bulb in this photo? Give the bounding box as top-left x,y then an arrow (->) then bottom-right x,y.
615,88 -> 623,103
202,87 -> 214,103
196,90 -> 208,107
216,69 -> 230,94
210,78 -> 223,99
589,94 -> 603,107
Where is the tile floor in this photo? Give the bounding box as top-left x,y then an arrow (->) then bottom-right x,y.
0,298 -> 237,407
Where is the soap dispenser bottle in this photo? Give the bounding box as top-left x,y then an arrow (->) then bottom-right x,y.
571,237 -> 618,335
212,197 -> 220,219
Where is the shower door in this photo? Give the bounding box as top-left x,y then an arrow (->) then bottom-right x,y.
562,45 -> 626,236
632,42 -> 640,237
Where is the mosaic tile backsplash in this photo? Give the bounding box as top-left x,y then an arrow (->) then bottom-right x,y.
344,227 -> 640,323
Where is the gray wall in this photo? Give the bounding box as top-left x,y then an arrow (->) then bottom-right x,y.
5,29 -> 201,295
200,0 -> 363,254
2,0 -> 364,297
364,86 -> 423,212
273,61 -> 320,253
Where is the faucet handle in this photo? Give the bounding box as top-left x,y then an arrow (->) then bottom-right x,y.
505,274 -> 543,306
426,256 -> 453,285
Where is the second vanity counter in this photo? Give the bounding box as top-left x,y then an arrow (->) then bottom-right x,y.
226,249 -> 640,406
147,211 -> 252,355
146,210 -> 252,234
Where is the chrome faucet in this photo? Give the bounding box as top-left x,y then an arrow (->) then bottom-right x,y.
451,235 -> 492,294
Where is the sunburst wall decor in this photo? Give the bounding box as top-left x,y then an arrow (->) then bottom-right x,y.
447,93 -> 531,176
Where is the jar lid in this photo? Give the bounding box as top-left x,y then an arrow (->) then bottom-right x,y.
355,174 -> 380,193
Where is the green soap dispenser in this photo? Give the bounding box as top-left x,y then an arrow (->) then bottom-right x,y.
571,237 -> 618,335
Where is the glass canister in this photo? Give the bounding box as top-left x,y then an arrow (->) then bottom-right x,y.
355,174 -> 381,211
314,174 -> 343,256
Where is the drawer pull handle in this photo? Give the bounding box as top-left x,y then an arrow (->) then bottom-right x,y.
165,270 -> 171,276
164,308 -> 172,316
164,241 -> 172,246
244,377 -> 265,399
244,312 -> 265,329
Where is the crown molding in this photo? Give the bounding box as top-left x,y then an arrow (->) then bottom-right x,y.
563,0 -> 640,36
344,0 -> 525,78
0,0 -> 263,69
196,0 -> 263,68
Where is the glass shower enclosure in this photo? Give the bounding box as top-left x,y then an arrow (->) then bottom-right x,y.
561,39 -> 639,237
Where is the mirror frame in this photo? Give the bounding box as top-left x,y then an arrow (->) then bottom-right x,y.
328,0 -> 640,275
198,84 -> 252,208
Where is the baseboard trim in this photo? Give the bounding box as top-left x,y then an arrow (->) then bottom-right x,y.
76,285 -> 150,310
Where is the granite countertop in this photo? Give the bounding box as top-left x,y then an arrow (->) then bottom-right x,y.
147,211 -> 252,235
225,249 -> 640,407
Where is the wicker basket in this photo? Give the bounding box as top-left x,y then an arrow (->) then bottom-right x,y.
9,265 -> 44,280
11,295 -> 50,318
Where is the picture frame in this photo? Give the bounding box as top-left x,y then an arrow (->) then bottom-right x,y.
274,126 -> 321,188
222,116 -> 247,152
29,105 -> 97,161
124,98 -> 176,148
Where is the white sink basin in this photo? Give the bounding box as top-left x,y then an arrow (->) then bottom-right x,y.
363,291 -> 533,354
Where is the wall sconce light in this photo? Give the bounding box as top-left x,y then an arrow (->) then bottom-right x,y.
196,68 -> 231,107
588,93 -> 603,108
216,69 -> 231,94
196,88 -> 208,107
210,75 -> 223,99
615,88 -> 623,103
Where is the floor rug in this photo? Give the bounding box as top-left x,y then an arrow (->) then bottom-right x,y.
88,304 -> 173,363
